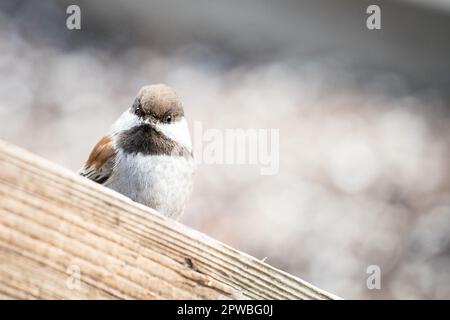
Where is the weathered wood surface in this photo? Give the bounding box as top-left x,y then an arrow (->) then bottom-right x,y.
0,140 -> 338,300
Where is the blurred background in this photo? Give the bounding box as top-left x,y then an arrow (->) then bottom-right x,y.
1,0 -> 450,299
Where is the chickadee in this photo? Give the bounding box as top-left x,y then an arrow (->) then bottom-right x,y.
79,84 -> 194,219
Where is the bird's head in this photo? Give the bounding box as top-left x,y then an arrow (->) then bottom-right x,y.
132,84 -> 184,126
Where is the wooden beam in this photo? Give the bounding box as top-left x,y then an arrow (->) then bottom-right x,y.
0,140 -> 338,299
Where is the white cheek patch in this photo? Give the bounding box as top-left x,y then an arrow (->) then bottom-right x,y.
156,117 -> 192,150
109,110 -> 192,151
109,109 -> 141,136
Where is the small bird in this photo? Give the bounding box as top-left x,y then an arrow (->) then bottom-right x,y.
79,84 -> 194,219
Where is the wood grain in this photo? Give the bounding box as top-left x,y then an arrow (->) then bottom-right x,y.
0,140 -> 338,300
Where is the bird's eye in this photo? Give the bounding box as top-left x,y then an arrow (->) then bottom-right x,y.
165,115 -> 172,123
134,100 -> 144,118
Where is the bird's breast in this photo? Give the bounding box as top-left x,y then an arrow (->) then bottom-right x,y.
106,151 -> 195,219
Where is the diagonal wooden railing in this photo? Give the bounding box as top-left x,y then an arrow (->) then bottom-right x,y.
0,140 -> 338,300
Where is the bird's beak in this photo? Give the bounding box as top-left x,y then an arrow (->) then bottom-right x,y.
144,117 -> 157,126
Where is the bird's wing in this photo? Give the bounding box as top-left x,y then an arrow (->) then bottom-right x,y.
78,136 -> 116,185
